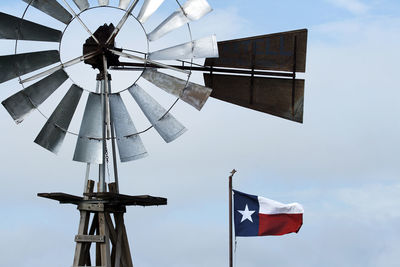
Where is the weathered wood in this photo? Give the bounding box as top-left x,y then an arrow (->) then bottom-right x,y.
73,211 -> 91,266
106,215 -> 117,267
38,192 -> 83,204
96,228 -> 101,266
84,192 -> 167,206
73,179 -> 95,266
78,203 -> 105,212
98,213 -> 111,267
75,235 -> 105,243
85,180 -> 95,198
39,191 -> 167,206
114,214 -> 124,267
104,213 -> 117,246
120,216 -> 133,267
108,182 -> 117,193
83,213 -> 98,266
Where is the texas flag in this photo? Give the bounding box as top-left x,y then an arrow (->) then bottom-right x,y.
233,190 -> 304,236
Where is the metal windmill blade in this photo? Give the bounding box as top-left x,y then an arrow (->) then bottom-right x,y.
137,0 -> 165,23
128,84 -> 187,143
142,68 -> 212,111
0,50 -> 60,84
34,84 -> 83,154
2,69 -> 68,124
73,0 -> 90,11
147,0 -> 212,41
148,35 -> 218,60
21,0 -> 73,24
119,0 -> 132,10
0,12 -> 62,42
98,0 -> 109,6
109,93 -> 148,162
73,92 -> 103,164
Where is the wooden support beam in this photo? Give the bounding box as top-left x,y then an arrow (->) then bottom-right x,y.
98,212 -> 111,267
79,203 -> 105,212
114,214 -> 124,267
75,235 -> 105,243
120,216 -> 133,267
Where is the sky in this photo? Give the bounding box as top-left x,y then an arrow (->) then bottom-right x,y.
0,0 -> 400,266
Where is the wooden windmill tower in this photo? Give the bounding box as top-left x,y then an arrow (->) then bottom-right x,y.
0,0 -> 307,266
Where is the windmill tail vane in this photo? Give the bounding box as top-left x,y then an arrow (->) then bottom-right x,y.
0,0 -> 307,266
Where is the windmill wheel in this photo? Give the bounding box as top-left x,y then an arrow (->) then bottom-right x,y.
0,0 -> 218,165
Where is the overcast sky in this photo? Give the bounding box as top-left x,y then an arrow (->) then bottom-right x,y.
0,0 -> 399,266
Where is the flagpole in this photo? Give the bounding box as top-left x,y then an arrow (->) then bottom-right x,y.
229,169 -> 237,267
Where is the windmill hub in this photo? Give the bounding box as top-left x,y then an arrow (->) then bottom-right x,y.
83,23 -> 121,71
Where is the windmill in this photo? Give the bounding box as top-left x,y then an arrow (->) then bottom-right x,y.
0,0 -> 307,266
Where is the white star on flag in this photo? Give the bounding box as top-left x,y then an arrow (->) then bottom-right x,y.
238,204 -> 256,223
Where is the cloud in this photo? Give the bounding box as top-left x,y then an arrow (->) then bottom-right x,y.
336,183 -> 400,221
326,0 -> 370,14
189,7 -> 253,41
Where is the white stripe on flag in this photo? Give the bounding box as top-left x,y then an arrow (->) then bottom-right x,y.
258,196 -> 304,215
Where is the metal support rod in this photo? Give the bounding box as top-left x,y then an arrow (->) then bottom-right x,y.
110,49 -> 190,74
229,169 -> 237,267
102,56 -> 112,138
20,50 -> 101,84
106,0 -> 140,45
108,80 -> 120,193
113,62 -> 295,78
100,79 -> 106,193
95,79 -> 105,193
61,0 -> 100,45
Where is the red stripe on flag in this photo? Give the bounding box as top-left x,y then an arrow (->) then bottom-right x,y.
258,213 -> 303,236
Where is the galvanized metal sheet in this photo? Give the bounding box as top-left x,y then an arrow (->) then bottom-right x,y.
73,0 -> 90,11
34,84 -> 83,154
128,84 -> 186,143
142,68 -> 212,110
205,29 -> 308,73
22,0 -> 72,24
73,93 -> 103,164
204,73 -> 304,123
0,12 -> 62,42
148,35 -> 218,60
109,94 -> 148,162
147,0 -> 212,41
0,50 -> 60,84
2,69 -> 68,124
98,0 -> 109,6
119,0 -> 131,9
137,0 -> 165,23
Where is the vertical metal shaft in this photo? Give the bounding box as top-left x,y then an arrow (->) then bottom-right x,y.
94,79 -> 105,192
102,56 -> 112,138
229,169 -> 237,267
108,79 -> 120,193
100,79 -> 106,193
